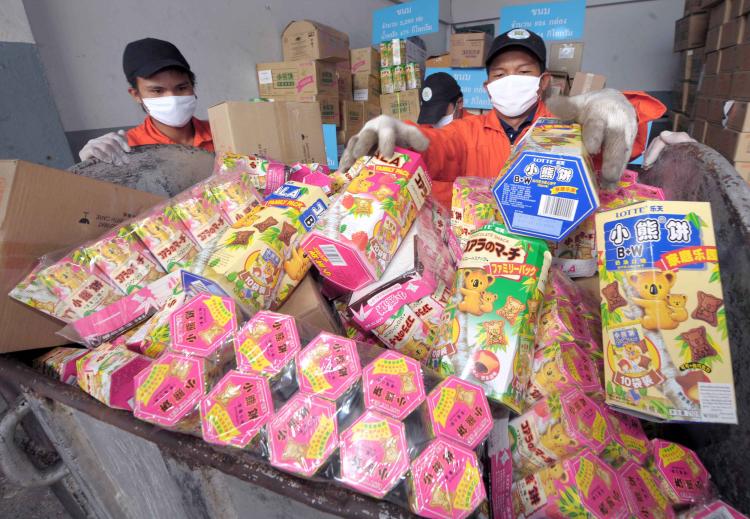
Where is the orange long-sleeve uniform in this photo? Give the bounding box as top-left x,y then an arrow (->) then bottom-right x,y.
126,116 -> 214,152
413,92 -> 666,208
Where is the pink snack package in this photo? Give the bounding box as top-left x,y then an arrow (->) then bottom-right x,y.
289,162 -> 334,194
649,439 -> 711,506
362,350 -> 426,420
622,182 -> 666,201
133,352 -> 205,432
169,293 -> 237,358
200,370 -> 274,449
267,393 -> 338,478
426,376 -> 492,450
511,448 -> 629,519
409,438 -> 487,519
681,500 -> 748,518
296,332 -> 362,401
600,410 -> 650,468
617,460 -> 675,519
536,298 -> 594,349
234,311 -> 300,377
509,389 -> 614,478
33,347 -> 88,385
619,169 -> 639,186
206,172 -> 263,225
526,341 -> 602,404
213,152 -> 289,196
450,176 -> 503,248
85,231 -> 165,295
125,291 -> 187,359
132,207 -> 199,272
77,343 -> 152,410
339,410 -> 410,498
172,194 -> 228,249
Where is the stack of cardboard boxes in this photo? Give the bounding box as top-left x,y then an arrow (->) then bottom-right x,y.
343,46 -> 383,144
679,0 -> 750,182
377,37 -> 427,121
546,42 -> 606,96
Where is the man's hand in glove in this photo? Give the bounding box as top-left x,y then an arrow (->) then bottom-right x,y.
643,130 -> 696,169
546,89 -> 638,190
339,115 -> 429,171
79,130 -> 131,166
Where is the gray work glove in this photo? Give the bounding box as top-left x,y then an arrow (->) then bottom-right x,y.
79,130 -> 131,165
339,115 -> 429,171
546,89 -> 637,190
643,130 -> 696,169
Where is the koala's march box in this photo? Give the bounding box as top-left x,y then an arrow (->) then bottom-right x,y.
595,201 -> 737,424
493,118 -> 599,243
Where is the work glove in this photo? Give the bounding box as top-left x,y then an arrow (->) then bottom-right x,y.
643,130 -> 696,169
546,89 -> 637,190
339,115 -> 429,171
79,130 -> 131,166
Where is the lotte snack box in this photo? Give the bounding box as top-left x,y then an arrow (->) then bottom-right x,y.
77,343 -> 151,410
132,206 -> 199,273
596,201 -> 737,423
648,439 -> 710,506
509,389 -> 614,478
85,231 -> 164,295
362,350 -> 426,420
302,148 -> 431,291
511,448 -> 629,519
33,347 -> 87,385
451,177 -> 503,248
171,192 -> 228,250
441,222 -> 551,412
493,118 -> 599,243
408,438 -> 486,519
617,460 -> 674,519
296,332 -> 362,401
426,376 -> 492,450
204,171 -> 263,225
213,152 -> 289,196
600,410 -> 650,468
234,311 -> 300,377
526,341 -> 602,404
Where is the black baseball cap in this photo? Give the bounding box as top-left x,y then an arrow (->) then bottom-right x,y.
418,72 -> 463,125
123,38 -> 191,84
484,28 -> 546,71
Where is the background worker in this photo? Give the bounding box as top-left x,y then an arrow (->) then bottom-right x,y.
79,38 -> 213,165
340,28 -> 666,208
418,72 -> 465,128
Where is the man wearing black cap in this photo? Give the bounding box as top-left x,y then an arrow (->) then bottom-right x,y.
79,38 -> 213,165
418,72 -> 464,128
340,28 -> 665,208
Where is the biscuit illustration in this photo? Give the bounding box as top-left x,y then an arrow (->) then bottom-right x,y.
691,291 -> 723,327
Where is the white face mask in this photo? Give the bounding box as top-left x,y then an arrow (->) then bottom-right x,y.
487,75 -> 541,117
435,110 -> 455,128
142,95 -> 197,127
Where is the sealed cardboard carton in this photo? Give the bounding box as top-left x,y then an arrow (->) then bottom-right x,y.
0,160 -> 163,352
281,20 -> 349,61
425,53 -> 451,68
256,60 -> 337,98
380,90 -> 421,122
730,70 -> 750,99
704,51 -> 720,75
340,99 -> 366,134
350,47 -> 380,77
706,24 -> 722,52
353,72 -> 381,92
685,0 -> 704,14
208,101 -> 326,164
335,60 -> 352,100
569,72 -> 606,96
450,32 -> 492,68
674,13 -> 710,51
548,42 -> 584,74
256,61 -> 297,98
709,1 -> 733,28
737,42 -> 750,70
596,201 -> 737,423
720,46 -> 736,73
674,80 -> 698,113
709,127 -> 750,161
719,17 -> 745,48
692,118 -> 710,142
728,100 -> 750,131
545,72 -> 570,97
277,274 -> 340,334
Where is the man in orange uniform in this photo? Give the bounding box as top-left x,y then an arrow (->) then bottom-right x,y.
340,29 -> 666,208
79,38 -> 213,165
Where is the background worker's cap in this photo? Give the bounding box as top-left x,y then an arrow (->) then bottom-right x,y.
418,72 -> 463,125
123,38 -> 191,84
484,28 -> 546,71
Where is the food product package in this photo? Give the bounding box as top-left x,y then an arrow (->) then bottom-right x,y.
617,460 -> 675,519
596,201 -> 737,423
204,182 -> 329,313
125,290 -> 187,359
451,177 -> 503,248
233,310 -> 301,378
85,231 -> 165,295
511,448 -> 629,519
76,343 -> 152,410
600,410 -> 650,468
132,205 -> 199,273
426,375 -> 492,450
200,369 -> 274,449
508,389 -> 614,478
33,347 -> 88,385
295,332 -> 362,401
213,152 -> 289,196
440,222 -> 551,412
302,148 -> 431,290
288,162 -> 334,194
536,297 -> 595,350
170,191 -> 229,250
362,350 -> 426,420
679,500 -> 748,518
204,171 -> 263,225
648,439 -> 711,506
525,341 -> 602,404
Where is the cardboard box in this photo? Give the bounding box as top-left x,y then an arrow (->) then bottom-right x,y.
425,53 -> 451,68
336,60 -> 352,100
728,100 -> 750,130
701,0 -> 725,8
340,99 -> 366,134
674,13 -> 710,50
731,70 -> 750,98
545,71 -> 570,97
685,0 -> 705,13
715,71 -> 733,96
719,45 -> 737,72
209,100 -> 326,164
704,50 -> 721,75
737,42 -> 750,69
720,17 -> 745,48
353,87 -> 380,103
379,90 -> 421,121
0,161 -> 163,352
681,48 -> 706,80
669,111 -> 690,132
745,12 -> 750,41
707,96 -> 727,123
693,95 -> 710,119
569,72 -> 606,96
548,42 -> 585,74
450,32 -> 492,68
734,160 -> 750,181
711,127 -> 750,161
709,0 -> 733,28
734,0 -> 750,17
277,274 -> 340,334
281,20 -> 349,61
350,47 -> 380,77
699,74 -> 716,95
691,118 -> 710,142
352,72 -> 381,92
674,81 -> 698,114
706,24 -> 723,51
256,60 -> 337,98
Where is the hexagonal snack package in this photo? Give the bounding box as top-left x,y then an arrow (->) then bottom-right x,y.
234,311 -> 300,377
363,350 -> 426,420
296,332 -> 362,401
649,439 -> 710,506
426,376 -> 492,450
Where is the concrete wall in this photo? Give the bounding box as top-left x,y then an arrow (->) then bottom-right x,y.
450,0 -> 683,92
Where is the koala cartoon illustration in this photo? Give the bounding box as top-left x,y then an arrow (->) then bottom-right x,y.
627,270 -> 687,330
458,269 -> 494,316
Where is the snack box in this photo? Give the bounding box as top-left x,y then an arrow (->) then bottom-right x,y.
617,460 -> 675,519
134,352 -> 205,431
649,439 -> 710,506
338,410 -> 410,498
537,294 -> 595,349
205,182 -> 329,313
408,438 -> 486,519
426,376 -> 492,450
288,162 -> 334,194
600,410 -> 650,468
267,393 -> 338,478
493,118 -> 600,242
204,171 -> 263,225
85,231 -> 164,295
200,370 -> 274,449
125,291 -> 187,359
451,177 -> 503,248
296,332 -> 362,401
169,293 -> 237,358
213,152 -> 289,196
132,206 -> 199,273
441,222 -> 551,412
362,350 -> 426,420
509,389 -> 614,478
511,448 -> 629,519
596,201 -> 737,423
526,341 -> 602,404
234,311 -> 300,377
301,148 -> 431,291
33,347 -> 88,385
171,192 -> 228,250
77,343 -> 151,410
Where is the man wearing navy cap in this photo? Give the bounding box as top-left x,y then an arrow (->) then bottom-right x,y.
418,72 -> 464,128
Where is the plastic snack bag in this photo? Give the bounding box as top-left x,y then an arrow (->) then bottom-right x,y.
132,205 -> 199,272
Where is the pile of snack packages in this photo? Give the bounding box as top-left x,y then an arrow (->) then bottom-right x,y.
15,117 -> 742,518
379,38 -> 423,95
